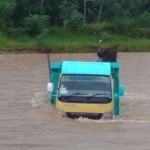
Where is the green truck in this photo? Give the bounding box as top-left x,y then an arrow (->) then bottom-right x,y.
47,55 -> 124,119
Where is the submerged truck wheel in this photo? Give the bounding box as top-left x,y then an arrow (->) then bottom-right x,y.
67,113 -> 102,120
88,114 -> 102,120
66,113 -> 79,119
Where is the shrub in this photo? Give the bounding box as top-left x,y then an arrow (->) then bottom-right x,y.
67,9 -> 83,30
137,11 -> 150,28
36,28 -> 50,48
25,14 -> 49,36
111,17 -> 134,34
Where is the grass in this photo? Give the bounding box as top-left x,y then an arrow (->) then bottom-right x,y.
0,33 -> 35,50
0,28 -> 150,53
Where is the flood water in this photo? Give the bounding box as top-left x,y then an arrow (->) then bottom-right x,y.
0,53 -> 150,150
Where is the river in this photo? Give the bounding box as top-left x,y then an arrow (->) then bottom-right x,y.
0,53 -> 150,150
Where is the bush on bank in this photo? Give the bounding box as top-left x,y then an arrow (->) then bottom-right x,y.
0,23 -> 150,53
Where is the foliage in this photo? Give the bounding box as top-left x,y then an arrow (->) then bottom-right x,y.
0,0 -> 150,52
36,28 -> 50,48
67,9 -> 83,30
0,0 -> 150,32
111,17 -> 135,34
1,28 -> 150,52
5,27 -> 27,37
78,22 -> 110,35
0,0 -> 16,29
0,31 -> 7,47
137,11 -> 150,27
25,14 -> 49,36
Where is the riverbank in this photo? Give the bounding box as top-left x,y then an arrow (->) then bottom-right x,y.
0,29 -> 150,53
0,48 -> 45,54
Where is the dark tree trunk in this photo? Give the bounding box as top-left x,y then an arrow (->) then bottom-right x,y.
97,3 -> 103,23
40,0 -> 44,15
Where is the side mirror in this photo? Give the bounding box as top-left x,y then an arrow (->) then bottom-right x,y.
114,93 -> 119,99
47,83 -> 53,93
119,85 -> 124,96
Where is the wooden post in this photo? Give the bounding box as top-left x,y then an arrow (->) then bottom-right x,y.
47,54 -> 51,78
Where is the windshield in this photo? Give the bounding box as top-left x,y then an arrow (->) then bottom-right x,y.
58,75 -> 111,97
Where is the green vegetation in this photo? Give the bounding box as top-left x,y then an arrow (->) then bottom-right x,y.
0,0 -> 150,53
1,26 -> 150,53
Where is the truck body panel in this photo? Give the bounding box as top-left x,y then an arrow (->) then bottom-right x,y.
56,98 -> 113,113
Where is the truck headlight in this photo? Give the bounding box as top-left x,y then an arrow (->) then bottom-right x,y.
57,109 -> 67,117
101,111 -> 113,119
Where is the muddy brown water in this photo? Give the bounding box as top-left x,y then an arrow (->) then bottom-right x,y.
0,53 -> 150,150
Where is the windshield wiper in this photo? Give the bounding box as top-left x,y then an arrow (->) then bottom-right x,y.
86,93 -> 110,99
64,93 -> 88,98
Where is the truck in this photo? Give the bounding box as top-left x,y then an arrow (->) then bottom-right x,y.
47,54 -> 124,119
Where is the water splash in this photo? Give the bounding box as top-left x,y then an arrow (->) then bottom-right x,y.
29,92 -> 51,108
76,117 -> 150,123
76,92 -> 150,123
29,92 -> 150,123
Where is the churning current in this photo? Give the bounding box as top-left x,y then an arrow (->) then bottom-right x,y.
0,53 -> 150,150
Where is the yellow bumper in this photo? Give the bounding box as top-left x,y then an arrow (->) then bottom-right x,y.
56,99 -> 113,114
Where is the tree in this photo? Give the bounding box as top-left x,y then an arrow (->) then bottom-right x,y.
25,14 -> 49,36
0,0 -> 16,29
92,0 -> 104,23
40,0 -> 44,15
12,0 -> 29,27
67,9 -> 83,30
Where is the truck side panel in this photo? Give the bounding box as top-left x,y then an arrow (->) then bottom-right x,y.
50,62 -> 62,104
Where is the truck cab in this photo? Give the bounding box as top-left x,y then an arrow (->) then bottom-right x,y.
47,60 -> 124,119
